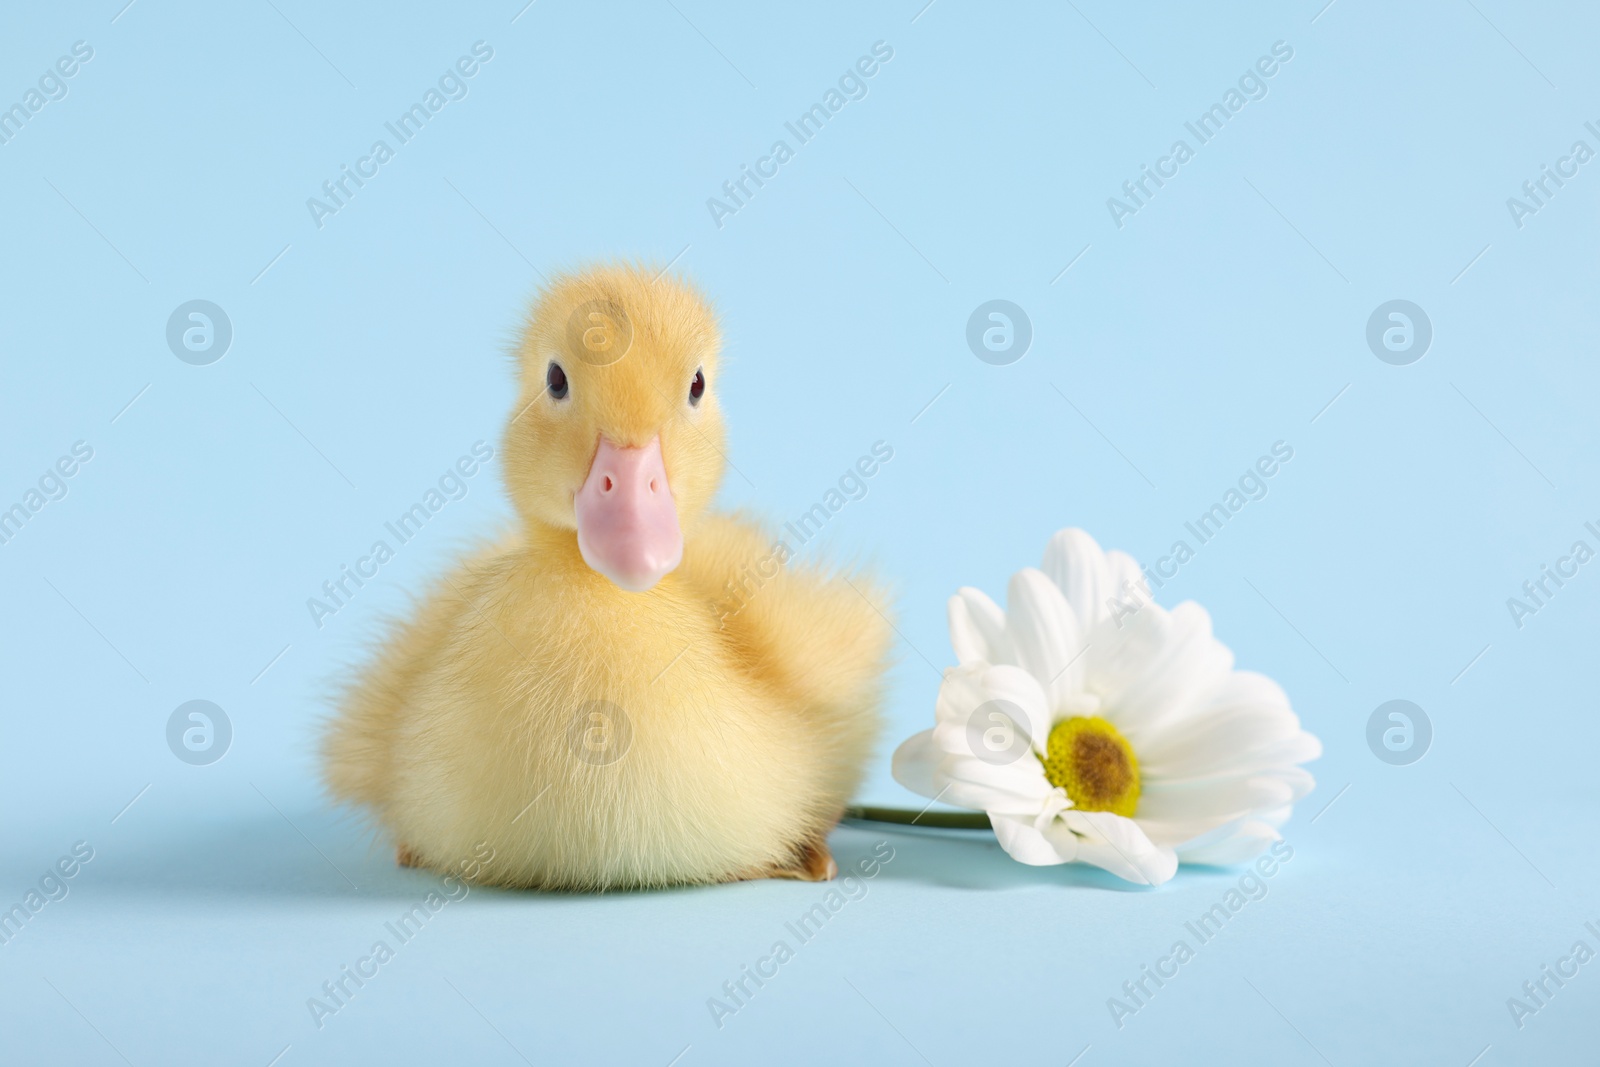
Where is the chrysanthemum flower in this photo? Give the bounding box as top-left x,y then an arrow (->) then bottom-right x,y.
892,529 -> 1320,886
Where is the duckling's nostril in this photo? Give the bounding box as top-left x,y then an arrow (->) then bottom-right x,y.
602,475 -> 614,492
648,477 -> 658,493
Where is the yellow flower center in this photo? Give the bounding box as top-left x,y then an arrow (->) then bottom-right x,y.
1039,716 -> 1140,817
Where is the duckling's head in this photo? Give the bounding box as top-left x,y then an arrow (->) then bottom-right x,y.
503,264 -> 725,592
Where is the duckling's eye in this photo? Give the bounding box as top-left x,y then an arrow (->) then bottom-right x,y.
689,368 -> 705,406
547,362 -> 569,401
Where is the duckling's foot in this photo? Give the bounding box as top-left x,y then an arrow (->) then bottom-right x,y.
760,838 -> 838,882
396,844 -> 422,868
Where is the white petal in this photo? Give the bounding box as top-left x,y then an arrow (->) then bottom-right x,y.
1140,804 -> 1294,850
1249,804 -> 1294,830
1137,775 -> 1294,824
1134,774 -> 1298,846
1273,766 -> 1317,802
934,659 -> 992,735
1105,550 -> 1148,609
890,730 -> 942,800
934,753 -> 1054,815
930,664 -> 1050,758
948,588 -> 1013,666
991,813 -> 1075,865
1133,815 -> 1232,847
1177,735 -> 1324,783
1005,568 -> 1087,708
1137,671 -> 1306,777
980,664 -> 1054,752
931,663 -> 992,729
1144,731 -> 1322,787
1088,601 -> 1233,745
1143,722 -> 1317,781
897,720 -> 1052,815
1063,810 -> 1179,885
1041,528 -> 1118,629
1176,821 -> 1283,865
1294,731 -> 1324,765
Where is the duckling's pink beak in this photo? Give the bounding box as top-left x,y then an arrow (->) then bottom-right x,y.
575,436 -> 682,592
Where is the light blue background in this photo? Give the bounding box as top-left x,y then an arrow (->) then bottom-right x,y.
2,1 -> 1597,1063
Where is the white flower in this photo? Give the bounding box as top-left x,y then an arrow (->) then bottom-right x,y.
892,528 -> 1320,886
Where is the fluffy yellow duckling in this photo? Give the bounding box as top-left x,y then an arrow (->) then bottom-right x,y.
322,264 -> 893,889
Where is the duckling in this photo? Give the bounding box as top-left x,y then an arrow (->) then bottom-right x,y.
322,264 -> 894,890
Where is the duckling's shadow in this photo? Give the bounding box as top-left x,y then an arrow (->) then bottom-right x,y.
831,822 -> 1156,893
95,810 -> 1154,901
93,812 -> 471,903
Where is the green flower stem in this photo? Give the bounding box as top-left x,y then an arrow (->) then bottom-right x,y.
843,805 -> 992,830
